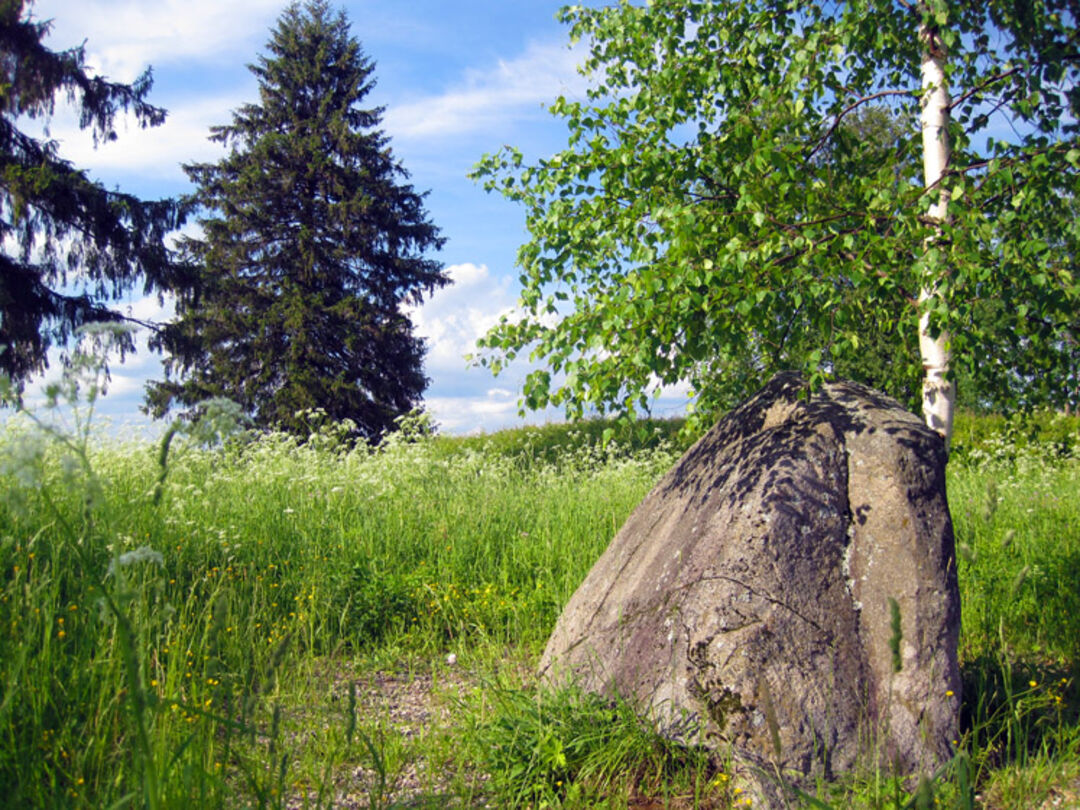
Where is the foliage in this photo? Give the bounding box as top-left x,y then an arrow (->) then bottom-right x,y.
0,0 -> 185,387
430,413 -> 697,467
147,0 -> 447,439
337,561 -> 425,645
951,407 -> 1080,462
0,371 -> 666,806
0,326 -> 288,810
471,0 -> 1080,426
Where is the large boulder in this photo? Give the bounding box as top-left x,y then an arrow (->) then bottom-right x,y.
540,373 -> 960,799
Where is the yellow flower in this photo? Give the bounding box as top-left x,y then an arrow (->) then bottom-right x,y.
945,690 -> 954,697
1029,680 -> 1038,688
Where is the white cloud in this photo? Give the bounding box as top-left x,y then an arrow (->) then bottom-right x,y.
17,291 -> 172,424
409,262 -> 517,377
423,391 -> 518,433
32,94 -> 244,180
384,39 -> 589,140
410,262 -> 693,431
32,1 -> 282,81
409,262 -> 565,433
423,390 -> 564,435
23,2 -> 269,182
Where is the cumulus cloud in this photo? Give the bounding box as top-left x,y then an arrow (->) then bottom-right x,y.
384,39 -> 589,140
23,2 -> 273,181
409,262 -> 517,378
422,391 -> 519,434
423,390 -> 565,435
31,0 -> 282,81
29,94 -> 244,181
408,262 -> 556,432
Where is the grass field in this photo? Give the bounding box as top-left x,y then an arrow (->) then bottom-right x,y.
1,393 -> 1078,808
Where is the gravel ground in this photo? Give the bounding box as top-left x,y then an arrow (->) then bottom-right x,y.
282,658 -> 491,809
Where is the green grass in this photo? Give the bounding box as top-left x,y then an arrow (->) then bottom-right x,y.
0,396 -> 676,808
1,383 -> 1079,807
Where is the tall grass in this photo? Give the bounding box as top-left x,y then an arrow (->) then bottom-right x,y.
1,347 -> 1078,807
0,353 -> 674,807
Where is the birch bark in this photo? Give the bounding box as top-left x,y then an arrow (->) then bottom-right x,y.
918,18 -> 955,448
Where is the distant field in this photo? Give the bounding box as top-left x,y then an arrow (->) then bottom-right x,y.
0,410 -> 1077,808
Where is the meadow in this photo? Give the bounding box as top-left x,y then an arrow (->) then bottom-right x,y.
0,392 -> 1078,808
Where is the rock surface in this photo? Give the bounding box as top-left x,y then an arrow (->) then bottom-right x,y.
540,373 -> 960,798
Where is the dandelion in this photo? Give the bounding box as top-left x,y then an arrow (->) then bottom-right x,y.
1030,680 -> 1038,688
945,690 -> 954,697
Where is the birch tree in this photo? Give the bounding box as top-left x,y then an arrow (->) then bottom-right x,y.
472,0 -> 1080,445
918,6 -> 955,440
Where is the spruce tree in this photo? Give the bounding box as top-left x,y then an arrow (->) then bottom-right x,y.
0,0 -> 185,387
147,0 -> 447,439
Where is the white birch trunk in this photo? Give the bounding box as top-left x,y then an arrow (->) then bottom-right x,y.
918,21 -> 955,449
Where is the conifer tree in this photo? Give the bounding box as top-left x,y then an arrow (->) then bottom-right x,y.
0,0 -> 184,387
148,0 -> 446,438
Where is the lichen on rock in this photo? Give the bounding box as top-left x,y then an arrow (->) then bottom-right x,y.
539,373 -> 961,805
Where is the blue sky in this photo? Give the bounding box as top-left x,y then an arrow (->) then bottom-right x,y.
23,0 -> 687,434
